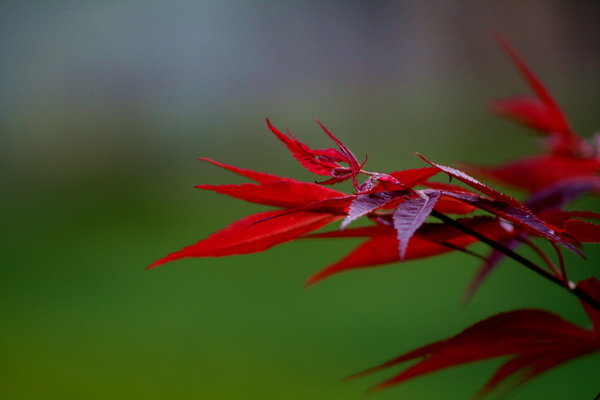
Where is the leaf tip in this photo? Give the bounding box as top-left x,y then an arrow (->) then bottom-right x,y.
146,250 -> 188,270
305,273 -> 324,287
305,265 -> 342,286
265,117 -> 279,133
366,381 -> 392,394
146,259 -> 165,270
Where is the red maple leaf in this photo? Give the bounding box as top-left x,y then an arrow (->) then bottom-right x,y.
348,277 -> 600,398
491,35 -> 589,156
266,118 -> 366,188
305,217 -> 510,285
148,157 -> 349,269
466,155 -> 600,194
151,128 -> 585,287
466,36 -> 598,195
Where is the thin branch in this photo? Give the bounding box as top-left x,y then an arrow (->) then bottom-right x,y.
430,210 -> 600,312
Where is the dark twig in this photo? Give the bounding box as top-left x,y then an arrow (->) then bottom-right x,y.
431,210 -> 600,312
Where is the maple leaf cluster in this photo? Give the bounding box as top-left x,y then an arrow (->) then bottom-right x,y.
149,38 -> 600,398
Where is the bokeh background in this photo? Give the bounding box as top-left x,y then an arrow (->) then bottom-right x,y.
2,2 -> 599,399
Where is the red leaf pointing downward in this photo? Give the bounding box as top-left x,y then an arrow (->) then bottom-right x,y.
393,190 -> 441,260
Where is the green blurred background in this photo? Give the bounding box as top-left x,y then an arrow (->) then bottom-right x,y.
2,2 -> 599,399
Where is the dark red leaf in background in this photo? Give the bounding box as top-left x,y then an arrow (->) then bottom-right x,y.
563,220 -> 600,243
491,95 -> 568,135
465,155 -> 600,193
539,210 -> 600,228
495,36 -> 570,132
492,35 -> 589,156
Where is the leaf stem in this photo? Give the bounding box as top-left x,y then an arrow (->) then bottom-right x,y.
430,210 -> 600,312
550,241 -> 570,289
520,236 -> 562,278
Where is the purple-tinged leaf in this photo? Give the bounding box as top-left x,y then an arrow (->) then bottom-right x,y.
442,191 -> 582,256
357,176 -> 378,193
417,154 -> 520,206
358,173 -> 402,193
393,190 -> 441,260
341,190 -> 407,229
